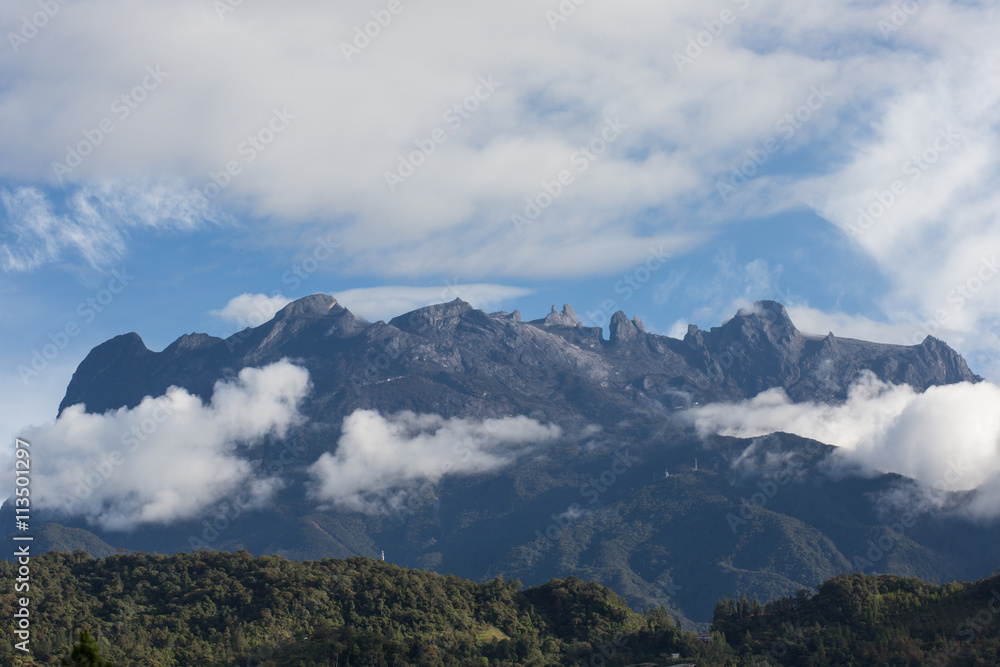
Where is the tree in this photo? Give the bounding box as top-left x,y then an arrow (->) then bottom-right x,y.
62,630 -> 113,667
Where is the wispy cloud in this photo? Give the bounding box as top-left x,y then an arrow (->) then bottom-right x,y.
0,182 -> 222,272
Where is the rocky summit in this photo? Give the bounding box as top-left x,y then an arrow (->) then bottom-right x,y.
60,296 -> 977,421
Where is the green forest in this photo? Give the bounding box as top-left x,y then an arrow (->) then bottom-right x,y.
2,550 -> 999,666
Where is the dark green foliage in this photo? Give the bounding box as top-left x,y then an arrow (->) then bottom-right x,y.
0,550 -> 710,666
712,571 -> 1000,665
6,548 -> 999,666
62,630 -> 112,667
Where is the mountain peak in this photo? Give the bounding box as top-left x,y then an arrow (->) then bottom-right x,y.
276,294 -> 341,319
164,332 -> 222,354
726,300 -> 800,342
389,298 -> 474,334
540,304 -> 580,327
609,311 -> 645,344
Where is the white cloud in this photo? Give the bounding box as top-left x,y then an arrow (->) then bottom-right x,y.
333,284 -> 533,322
0,0 -> 881,278
211,293 -> 293,327
308,410 -> 561,514
0,183 -> 221,272
22,360 -> 311,530
685,373 -> 1000,517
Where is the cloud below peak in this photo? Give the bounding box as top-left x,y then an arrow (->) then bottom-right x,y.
685,373 -> 1000,517
308,410 -> 562,515
22,360 -> 311,530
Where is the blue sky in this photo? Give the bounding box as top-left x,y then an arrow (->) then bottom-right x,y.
3,0 -> 1000,452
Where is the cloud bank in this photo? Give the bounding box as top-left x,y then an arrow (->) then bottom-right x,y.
5,0 -> 994,280
308,410 -> 561,514
23,360 -> 311,530
685,373 -> 1000,516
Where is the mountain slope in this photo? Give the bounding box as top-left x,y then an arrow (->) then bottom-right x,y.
33,295 -> 996,625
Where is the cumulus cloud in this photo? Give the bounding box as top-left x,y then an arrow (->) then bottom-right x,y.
685,373 -> 1000,517
211,293 -> 293,327
23,360 -> 311,530
308,410 -> 561,514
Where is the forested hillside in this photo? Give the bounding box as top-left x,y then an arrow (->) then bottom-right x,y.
713,571 -> 1000,665
1,550 -> 710,666
4,550 -> 999,665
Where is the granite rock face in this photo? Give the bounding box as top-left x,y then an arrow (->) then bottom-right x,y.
61,296 -> 979,419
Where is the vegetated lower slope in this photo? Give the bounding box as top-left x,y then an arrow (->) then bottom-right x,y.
712,570 -> 1000,665
4,550 -> 999,666
27,523 -> 119,559
0,550 -> 710,666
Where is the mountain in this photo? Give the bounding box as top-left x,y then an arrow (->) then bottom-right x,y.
20,295 -> 997,625
59,296 -> 978,418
